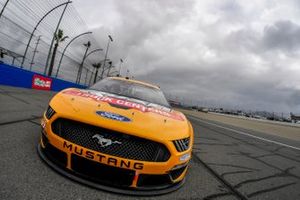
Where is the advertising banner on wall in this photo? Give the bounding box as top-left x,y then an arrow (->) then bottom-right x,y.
31,74 -> 52,90
0,63 -> 85,91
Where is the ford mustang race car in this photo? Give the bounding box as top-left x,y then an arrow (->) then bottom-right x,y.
38,77 -> 194,195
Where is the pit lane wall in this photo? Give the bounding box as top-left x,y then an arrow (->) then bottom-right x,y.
0,63 -> 86,91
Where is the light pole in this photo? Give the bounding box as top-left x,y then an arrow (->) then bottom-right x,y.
44,0 -> 72,75
102,35 -> 113,75
118,58 -> 123,76
76,41 -> 91,84
29,35 -> 42,71
0,0 -> 10,20
106,61 -> 113,76
55,31 -> 92,78
21,1 -> 72,68
76,47 -> 103,84
100,60 -> 113,79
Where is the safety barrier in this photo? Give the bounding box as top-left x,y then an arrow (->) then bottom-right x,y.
0,63 -> 86,91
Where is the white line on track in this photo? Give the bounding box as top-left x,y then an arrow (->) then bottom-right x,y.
189,116 -> 300,151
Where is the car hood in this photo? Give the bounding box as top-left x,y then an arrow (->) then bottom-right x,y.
49,88 -> 192,141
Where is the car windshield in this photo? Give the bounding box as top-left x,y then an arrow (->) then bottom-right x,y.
90,78 -> 170,107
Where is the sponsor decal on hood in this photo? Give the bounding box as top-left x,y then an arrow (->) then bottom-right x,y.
63,89 -> 184,121
96,111 -> 131,122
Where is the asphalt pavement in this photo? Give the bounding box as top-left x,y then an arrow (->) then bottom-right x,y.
0,85 -> 299,200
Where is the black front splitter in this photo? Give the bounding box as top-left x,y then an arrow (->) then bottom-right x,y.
37,144 -> 185,196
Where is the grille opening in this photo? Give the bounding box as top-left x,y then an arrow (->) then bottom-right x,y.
137,174 -> 172,187
173,138 -> 190,152
170,166 -> 187,180
52,118 -> 170,162
45,106 -> 55,119
71,154 -> 135,187
43,142 -> 68,168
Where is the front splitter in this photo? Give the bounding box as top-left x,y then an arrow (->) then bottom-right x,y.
37,144 -> 185,196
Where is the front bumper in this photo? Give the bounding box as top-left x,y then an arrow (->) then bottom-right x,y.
37,143 -> 185,195
38,117 -> 190,195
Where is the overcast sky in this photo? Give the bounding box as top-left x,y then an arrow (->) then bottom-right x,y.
73,0 -> 300,114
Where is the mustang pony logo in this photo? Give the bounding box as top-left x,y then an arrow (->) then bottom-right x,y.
92,134 -> 122,148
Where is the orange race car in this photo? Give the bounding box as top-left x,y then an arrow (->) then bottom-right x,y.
38,77 -> 194,195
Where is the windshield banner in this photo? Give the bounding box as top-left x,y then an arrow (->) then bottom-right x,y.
63,89 -> 185,121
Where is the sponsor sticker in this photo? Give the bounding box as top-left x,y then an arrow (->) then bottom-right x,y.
96,111 -> 131,122
63,89 -> 185,121
32,74 -> 52,90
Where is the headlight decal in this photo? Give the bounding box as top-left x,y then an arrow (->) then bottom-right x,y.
179,153 -> 191,161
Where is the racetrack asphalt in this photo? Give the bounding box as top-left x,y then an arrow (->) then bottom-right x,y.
1,85 -> 299,200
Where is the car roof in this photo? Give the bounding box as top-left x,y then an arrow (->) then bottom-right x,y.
109,77 -> 160,90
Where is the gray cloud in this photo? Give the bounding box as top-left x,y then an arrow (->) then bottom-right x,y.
72,0 -> 300,114
263,20 -> 300,51
288,91 -> 300,107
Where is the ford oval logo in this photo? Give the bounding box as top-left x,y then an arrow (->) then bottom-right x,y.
96,111 -> 131,122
